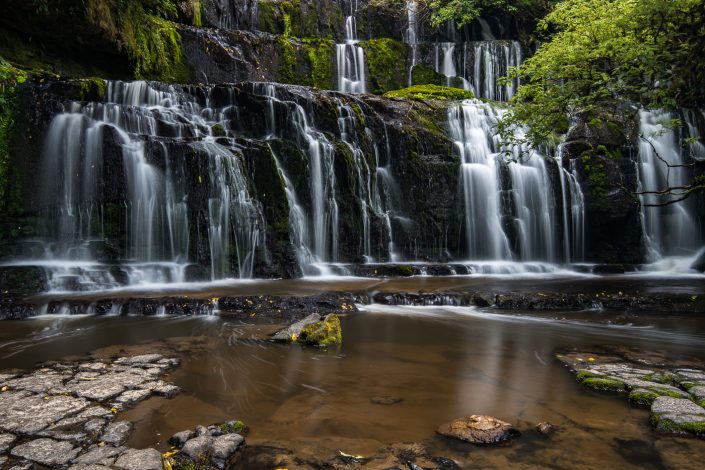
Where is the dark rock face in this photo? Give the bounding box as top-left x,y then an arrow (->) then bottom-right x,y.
436,415 -> 520,444
565,114 -> 645,263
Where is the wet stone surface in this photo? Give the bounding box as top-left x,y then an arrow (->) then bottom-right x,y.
0,353 -> 180,468
167,420 -> 247,469
558,346 -> 705,437
436,415 -> 520,444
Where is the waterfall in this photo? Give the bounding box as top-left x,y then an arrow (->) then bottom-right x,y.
637,109 -> 702,259
336,0 -> 366,93
248,82 -> 340,270
433,40 -> 521,101
37,80 -> 264,288
558,148 -> 586,262
404,0 -> 418,86
448,102 -> 511,259
449,100 -> 583,262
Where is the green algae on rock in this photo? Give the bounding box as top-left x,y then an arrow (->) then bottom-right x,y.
384,84 -> 475,101
299,313 -> 342,347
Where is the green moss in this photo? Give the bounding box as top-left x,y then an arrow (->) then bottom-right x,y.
360,38 -> 409,95
78,78 -> 107,101
257,0 -> 283,34
192,0 -> 202,26
652,416 -> 705,435
576,370 -> 602,381
219,420 -> 246,434
211,124 -> 227,137
301,38 -> 334,89
384,84 -> 475,101
410,64 -> 446,86
299,314 -> 342,347
629,389 -> 660,406
582,377 -> 626,392
276,36 -> 298,84
0,58 -> 26,219
579,153 -> 610,211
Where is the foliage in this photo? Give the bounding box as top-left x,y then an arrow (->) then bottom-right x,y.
499,0 -> 705,146
425,0 -> 553,28
0,58 -> 26,214
384,84 -> 474,100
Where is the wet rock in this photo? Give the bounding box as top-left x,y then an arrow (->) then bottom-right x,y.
436,415 -> 520,444
79,363 -> 108,373
272,313 -> 321,342
6,370 -> 72,394
141,380 -> 180,397
114,389 -> 151,406
69,379 -> 126,402
0,392 -> 90,434
114,354 -> 164,366
181,435 -> 214,460
690,386 -> 705,407
211,433 -> 245,467
100,421 -> 133,446
0,433 -> 17,453
78,406 -> 113,421
650,396 -> 705,436
73,445 -> 127,466
113,448 -> 162,470
84,419 -> 106,436
535,422 -> 557,435
195,425 -> 210,437
169,429 -> 195,447
298,314 -> 342,347
69,464 -> 113,470
370,396 -> 403,405
674,369 -> 705,389
10,437 -> 80,466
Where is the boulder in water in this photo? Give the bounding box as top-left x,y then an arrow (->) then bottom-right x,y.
298,314 -> 342,347
272,313 -> 322,342
436,415 -> 520,444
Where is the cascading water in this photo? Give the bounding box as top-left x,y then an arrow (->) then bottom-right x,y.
404,0 -> 419,86
448,102 -> 511,259
34,80 -> 264,289
434,41 -> 522,101
557,147 -> 586,262
637,109 -> 703,260
248,83 -> 341,272
449,100 -> 585,264
336,0 -> 367,93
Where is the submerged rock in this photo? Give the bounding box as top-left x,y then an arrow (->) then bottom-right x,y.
436,415 -> 520,444
370,395 -> 403,405
535,422 -> 557,435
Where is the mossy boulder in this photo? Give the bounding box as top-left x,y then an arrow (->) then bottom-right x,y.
410,64 -> 446,87
384,84 -> 474,101
299,313 -> 342,347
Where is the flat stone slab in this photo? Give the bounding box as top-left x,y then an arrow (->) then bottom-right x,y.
114,388 -> 151,406
0,433 -> 17,453
113,448 -> 163,470
114,354 -> 164,365
68,378 -> 125,402
10,437 -> 80,466
74,445 -> 127,465
100,421 -> 133,446
5,371 -> 72,394
0,393 -> 90,434
437,415 -> 519,444
651,396 -> 705,435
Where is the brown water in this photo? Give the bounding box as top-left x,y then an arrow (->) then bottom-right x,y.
2,304 -> 705,468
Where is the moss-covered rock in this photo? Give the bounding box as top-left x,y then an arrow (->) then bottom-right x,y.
581,377 -> 626,392
299,313 -> 342,347
650,396 -> 705,436
410,64 -> 446,86
360,38 -> 408,95
384,84 -> 474,101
